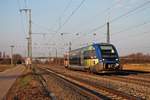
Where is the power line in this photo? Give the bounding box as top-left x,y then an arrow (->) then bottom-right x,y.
56,0 -> 86,33
55,0 -> 87,48
112,30 -> 150,44
72,17 -> 150,48
17,0 -> 27,37
88,0 -> 150,33
110,1 -> 150,23
79,0 -> 124,30
72,0 -> 150,47
32,21 -> 56,33
129,31 -> 150,38
58,0 -> 73,29
97,21 -> 150,44
75,0 -> 150,42
88,24 -> 106,34
59,0 -> 123,43
30,0 -> 73,35
62,0 -> 73,15
112,20 -> 150,36
49,0 -> 73,32
65,1 -> 124,46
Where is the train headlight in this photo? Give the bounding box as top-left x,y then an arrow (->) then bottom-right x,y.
115,59 -> 118,61
102,59 -> 105,61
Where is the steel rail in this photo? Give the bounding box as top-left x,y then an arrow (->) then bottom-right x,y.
32,67 -> 56,100
38,67 -> 110,100
104,76 -> 150,87
41,67 -> 143,100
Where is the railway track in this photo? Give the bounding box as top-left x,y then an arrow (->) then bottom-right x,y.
124,74 -> 150,81
133,74 -> 150,80
37,67 -> 109,100
103,76 -> 150,88
32,67 -> 56,100
39,67 -> 142,100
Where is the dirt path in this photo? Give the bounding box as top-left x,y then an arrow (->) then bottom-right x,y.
0,65 -> 25,99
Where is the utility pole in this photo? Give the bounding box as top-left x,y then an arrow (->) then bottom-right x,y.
107,22 -> 110,43
69,41 -> 71,51
55,48 -> 57,58
20,9 -> 32,66
26,37 -> 30,57
55,48 -> 57,64
48,47 -> 51,63
10,45 -> 14,66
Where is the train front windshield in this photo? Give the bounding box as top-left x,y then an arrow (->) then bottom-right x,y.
100,45 -> 118,59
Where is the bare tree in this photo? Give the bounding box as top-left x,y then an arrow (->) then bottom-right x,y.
13,54 -> 24,64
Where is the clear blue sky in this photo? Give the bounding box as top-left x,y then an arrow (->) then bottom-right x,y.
0,0 -> 150,57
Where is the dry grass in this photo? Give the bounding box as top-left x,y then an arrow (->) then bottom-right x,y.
0,64 -> 12,72
123,64 -> 150,72
6,69 -> 50,100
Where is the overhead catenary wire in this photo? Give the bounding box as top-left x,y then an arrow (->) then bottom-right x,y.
110,1 -> 150,23
96,21 -> 150,45
49,0 -> 73,32
79,0 -> 124,32
62,0 -> 73,15
57,0 -> 85,32
98,15 -> 149,45
58,0 -> 73,29
67,0 -> 125,47
87,0 -> 150,34
113,31 -> 150,51
72,0 -> 129,38
17,0 -> 27,37
112,20 -> 150,36
56,0 -> 86,33
131,31 -> 150,38
71,1 -> 150,49
113,30 -> 150,43
30,0 -> 73,36
16,0 -> 150,55
32,21 -> 56,33
21,1 -> 53,37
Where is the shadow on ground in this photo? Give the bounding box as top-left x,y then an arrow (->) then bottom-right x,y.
96,70 -> 150,76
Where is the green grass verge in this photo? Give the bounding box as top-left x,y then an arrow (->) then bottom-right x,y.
19,75 -> 32,88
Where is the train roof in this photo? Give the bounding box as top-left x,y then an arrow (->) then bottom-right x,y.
69,42 -> 114,52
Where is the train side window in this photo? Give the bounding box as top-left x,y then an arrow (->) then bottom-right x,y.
83,50 -> 96,59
